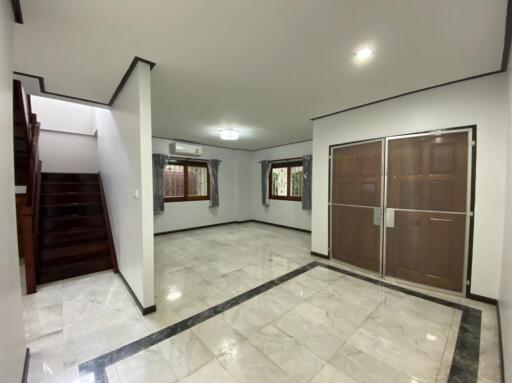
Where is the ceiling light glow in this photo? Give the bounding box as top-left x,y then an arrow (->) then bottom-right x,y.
354,48 -> 374,62
220,129 -> 239,140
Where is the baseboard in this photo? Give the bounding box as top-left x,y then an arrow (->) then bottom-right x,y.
497,302 -> 506,383
310,251 -> 329,259
21,348 -> 29,383
467,293 -> 498,305
154,219 -> 311,236
118,272 -> 156,316
249,220 -> 311,233
154,221 -> 239,235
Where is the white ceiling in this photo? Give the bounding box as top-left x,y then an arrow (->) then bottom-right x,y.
13,0 -> 508,150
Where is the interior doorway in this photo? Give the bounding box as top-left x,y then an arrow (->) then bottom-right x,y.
329,128 -> 473,293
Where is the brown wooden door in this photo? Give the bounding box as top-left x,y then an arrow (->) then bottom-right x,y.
385,132 -> 469,291
331,141 -> 383,272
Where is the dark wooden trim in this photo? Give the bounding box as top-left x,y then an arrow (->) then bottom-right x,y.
155,221 -> 241,235
311,71 -> 502,121
502,0 -> 512,70
467,293 -> 497,305
249,220 -> 311,233
310,251 -> 329,259
268,160 -> 303,201
97,173 -> 118,273
11,0 -> 23,24
118,272 -> 156,316
13,57 -> 156,107
163,159 -> 210,203
154,219 -> 311,236
108,57 -> 156,105
152,136 -> 313,153
496,302 -> 506,383
21,348 -> 29,383
465,126 -> 478,298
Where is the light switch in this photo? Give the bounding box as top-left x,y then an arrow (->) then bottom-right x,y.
133,189 -> 139,198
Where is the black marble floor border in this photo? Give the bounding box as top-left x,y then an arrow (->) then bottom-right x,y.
79,261 -> 481,383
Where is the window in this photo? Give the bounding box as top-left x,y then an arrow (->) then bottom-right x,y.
269,161 -> 303,201
164,159 -> 210,202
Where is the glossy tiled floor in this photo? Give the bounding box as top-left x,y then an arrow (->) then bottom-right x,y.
23,222 -> 502,383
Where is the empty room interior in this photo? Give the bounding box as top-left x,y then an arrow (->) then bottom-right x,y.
2,1 -> 512,382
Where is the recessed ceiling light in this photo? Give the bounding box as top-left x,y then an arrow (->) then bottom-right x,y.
354,48 -> 374,62
220,129 -> 239,140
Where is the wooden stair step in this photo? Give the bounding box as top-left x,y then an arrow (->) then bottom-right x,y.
41,192 -> 101,205
41,182 -> 100,193
41,202 -> 103,218
41,240 -> 110,262
39,253 -> 112,284
42,214 -> 105,231
41,227 -> 108,249
42,173 -> 99,183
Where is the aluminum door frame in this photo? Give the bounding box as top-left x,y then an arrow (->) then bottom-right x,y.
382,128 -> 473,295
328,128 -> 474,294
328,138 -> 386,276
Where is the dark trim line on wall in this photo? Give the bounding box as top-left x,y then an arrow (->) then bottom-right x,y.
11,0 -> 22,24
496,302 -> 506,383
311,71 -> 502,121
310,251 -> 329,259
118,272 -> 156,316
21,348 -> 29,383
152,136 -> 313,153
502,0 -> 512,70
467,293 -> 498,306
154,219 -> 311,236
13,57 -> 156,107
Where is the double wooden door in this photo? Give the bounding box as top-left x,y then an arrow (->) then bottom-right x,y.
330,131 -> 471,292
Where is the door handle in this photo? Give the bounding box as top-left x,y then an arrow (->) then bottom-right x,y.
373,207 -> 382,226
385,208 -> 395,228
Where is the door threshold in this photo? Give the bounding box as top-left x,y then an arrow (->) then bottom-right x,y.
324,258 -> 465,299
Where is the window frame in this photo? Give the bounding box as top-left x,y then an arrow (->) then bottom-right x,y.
164,158 -> 210,203
268,160 -> 303,201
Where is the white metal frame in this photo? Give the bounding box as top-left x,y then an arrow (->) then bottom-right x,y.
329,128 -> 474,295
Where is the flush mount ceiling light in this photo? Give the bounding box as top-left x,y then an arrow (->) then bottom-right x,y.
353,47 -> 375,63
220,128 -> 239,140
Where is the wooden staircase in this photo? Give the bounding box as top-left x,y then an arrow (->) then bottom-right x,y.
13,79 -> 118,292
38,173 -> 118,283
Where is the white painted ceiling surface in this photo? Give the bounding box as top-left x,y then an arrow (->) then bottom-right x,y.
14,0 -> 507,150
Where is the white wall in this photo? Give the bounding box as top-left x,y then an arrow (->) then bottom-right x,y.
251,141 -> 312,231
499,71 -> 512,383
312,73 -> 509,299
95,62 -> 154,308
31,95 -> 97,135
153,138 -> 252,233
39,130 -> 99,173
0,1 -> 27,381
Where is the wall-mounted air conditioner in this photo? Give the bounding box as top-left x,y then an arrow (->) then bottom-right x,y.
169,142 -> 203,157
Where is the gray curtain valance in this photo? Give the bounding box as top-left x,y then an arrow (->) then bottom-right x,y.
208,159 -> 220,208
260,160 -> 270,206
153,153 -> 167,214
302,155 -> 312,210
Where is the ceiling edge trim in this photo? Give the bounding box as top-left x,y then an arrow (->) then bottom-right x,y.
310,70 -> 502,121
13,56 -> 156,107
11,0 -> 22,24
501,0 -> 512,70
152,136 -> 313,152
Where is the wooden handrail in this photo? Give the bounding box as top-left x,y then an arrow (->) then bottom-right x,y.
21,121 -> 41,294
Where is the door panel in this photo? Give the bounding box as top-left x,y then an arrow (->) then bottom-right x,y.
385,132 -> 469,292
385,211 -> 466,291
332,205 -> 381,272
331,141 -> 383,272
387,132 -> 468,212
332,142 -> 382,207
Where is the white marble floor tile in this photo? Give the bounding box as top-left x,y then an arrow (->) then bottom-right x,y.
193,316 -> 244,357
114,346 -> 177,383
178,359 -> 237,383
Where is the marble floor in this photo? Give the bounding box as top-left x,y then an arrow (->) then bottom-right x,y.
22,222 -> 502,383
